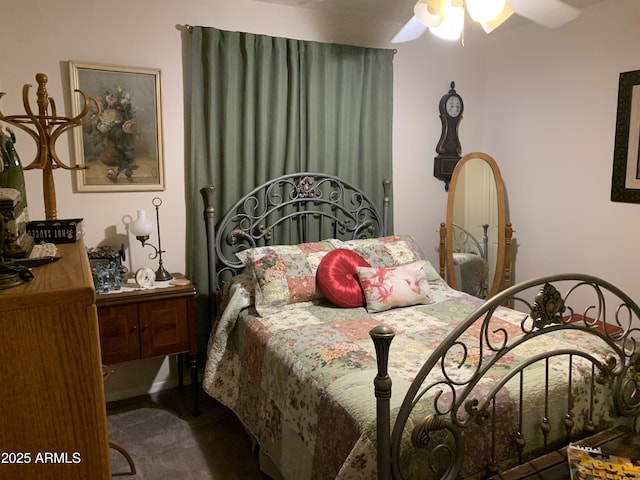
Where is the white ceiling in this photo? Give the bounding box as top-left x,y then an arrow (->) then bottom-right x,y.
252,0 -> 605,30
252,0 -> 416,23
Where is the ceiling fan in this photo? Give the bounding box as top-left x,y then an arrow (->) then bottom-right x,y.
392,0 -> 580,43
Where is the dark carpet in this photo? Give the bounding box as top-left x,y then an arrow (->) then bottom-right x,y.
106,385 -> 270,479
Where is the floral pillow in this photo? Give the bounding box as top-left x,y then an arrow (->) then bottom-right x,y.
356,260 -> 434,313
235,240 -> 335,316
330,234 -> 427,268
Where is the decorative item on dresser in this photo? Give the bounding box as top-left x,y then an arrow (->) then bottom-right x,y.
95,274 -> 199,415
0,127 -> 29,214
0,73 -> 99,220
0,187 -> 33,258
0,239 -> 111,479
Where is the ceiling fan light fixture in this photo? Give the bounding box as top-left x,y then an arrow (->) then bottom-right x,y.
465,0 -> 507,23
414,0 -> 450,28
429,4 -> 464,41
480,1 -> 515,33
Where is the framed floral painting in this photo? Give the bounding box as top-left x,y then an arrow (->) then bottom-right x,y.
69,61 -> 165,192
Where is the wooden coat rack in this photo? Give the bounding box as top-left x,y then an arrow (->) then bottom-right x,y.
0,73 -> 99,220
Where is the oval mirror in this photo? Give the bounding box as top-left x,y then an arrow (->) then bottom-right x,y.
443,152 -> 511,298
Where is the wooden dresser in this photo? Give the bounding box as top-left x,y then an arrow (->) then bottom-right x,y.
0,240 -> 111,479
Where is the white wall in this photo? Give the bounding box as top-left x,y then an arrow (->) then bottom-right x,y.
392,27 -> 489,263
1,0 -> 484,400
2,0 -> 637,400
482,0 -> 640,299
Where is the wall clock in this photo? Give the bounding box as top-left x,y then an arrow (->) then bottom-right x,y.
434,81 -> 464,190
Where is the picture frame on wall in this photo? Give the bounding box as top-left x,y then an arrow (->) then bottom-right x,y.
611,69 -> 640,203
69,61 -> 165,192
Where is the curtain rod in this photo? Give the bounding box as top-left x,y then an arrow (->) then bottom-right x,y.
184,25 -> 396,52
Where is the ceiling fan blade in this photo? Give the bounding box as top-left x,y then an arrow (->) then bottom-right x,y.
480,1 -> 515,33
508,0 -> 580,28
391,15 -> 429,43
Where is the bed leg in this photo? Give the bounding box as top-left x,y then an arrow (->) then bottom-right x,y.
370,325 -> 395,480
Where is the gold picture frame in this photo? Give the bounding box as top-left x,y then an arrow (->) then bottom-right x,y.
69,61 -> 165,192
611,69 -> 640,203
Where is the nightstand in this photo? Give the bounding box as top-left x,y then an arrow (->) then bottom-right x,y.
96,274 -> 199,415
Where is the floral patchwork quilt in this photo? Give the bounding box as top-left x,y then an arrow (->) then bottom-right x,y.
202,271 -> 619,480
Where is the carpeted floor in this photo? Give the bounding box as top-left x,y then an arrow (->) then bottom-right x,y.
106,385 -> 270,479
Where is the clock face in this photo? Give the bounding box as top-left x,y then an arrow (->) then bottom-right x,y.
445,95 -> 462,118
135,267 -> 156,288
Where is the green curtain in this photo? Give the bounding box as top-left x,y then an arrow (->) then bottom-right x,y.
187,26 -> 394,357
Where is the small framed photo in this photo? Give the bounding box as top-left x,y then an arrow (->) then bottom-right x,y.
69,61 -> 165,192
611,69 -> 640,203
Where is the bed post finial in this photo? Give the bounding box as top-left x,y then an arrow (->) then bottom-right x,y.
201,185 -> 215,212
370,325 -> 395,480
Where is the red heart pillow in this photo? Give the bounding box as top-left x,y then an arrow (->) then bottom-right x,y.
316,248 -> 370,308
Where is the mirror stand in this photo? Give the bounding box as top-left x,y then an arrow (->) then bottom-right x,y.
438,152 -> 515,299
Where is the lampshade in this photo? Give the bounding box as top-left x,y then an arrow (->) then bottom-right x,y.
465,0 -> 506,23
414,0 -> 449,28
130,209 -> 154,237
480,2 -> 515,33
430,4 -> 464,41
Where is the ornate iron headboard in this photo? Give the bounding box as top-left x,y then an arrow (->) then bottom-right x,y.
201,172 -> 391,299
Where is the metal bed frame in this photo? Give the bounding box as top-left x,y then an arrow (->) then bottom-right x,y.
200,173 -> 640,479
371,274 -> 640,479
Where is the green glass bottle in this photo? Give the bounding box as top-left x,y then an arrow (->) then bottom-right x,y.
0,128 -> 28,212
